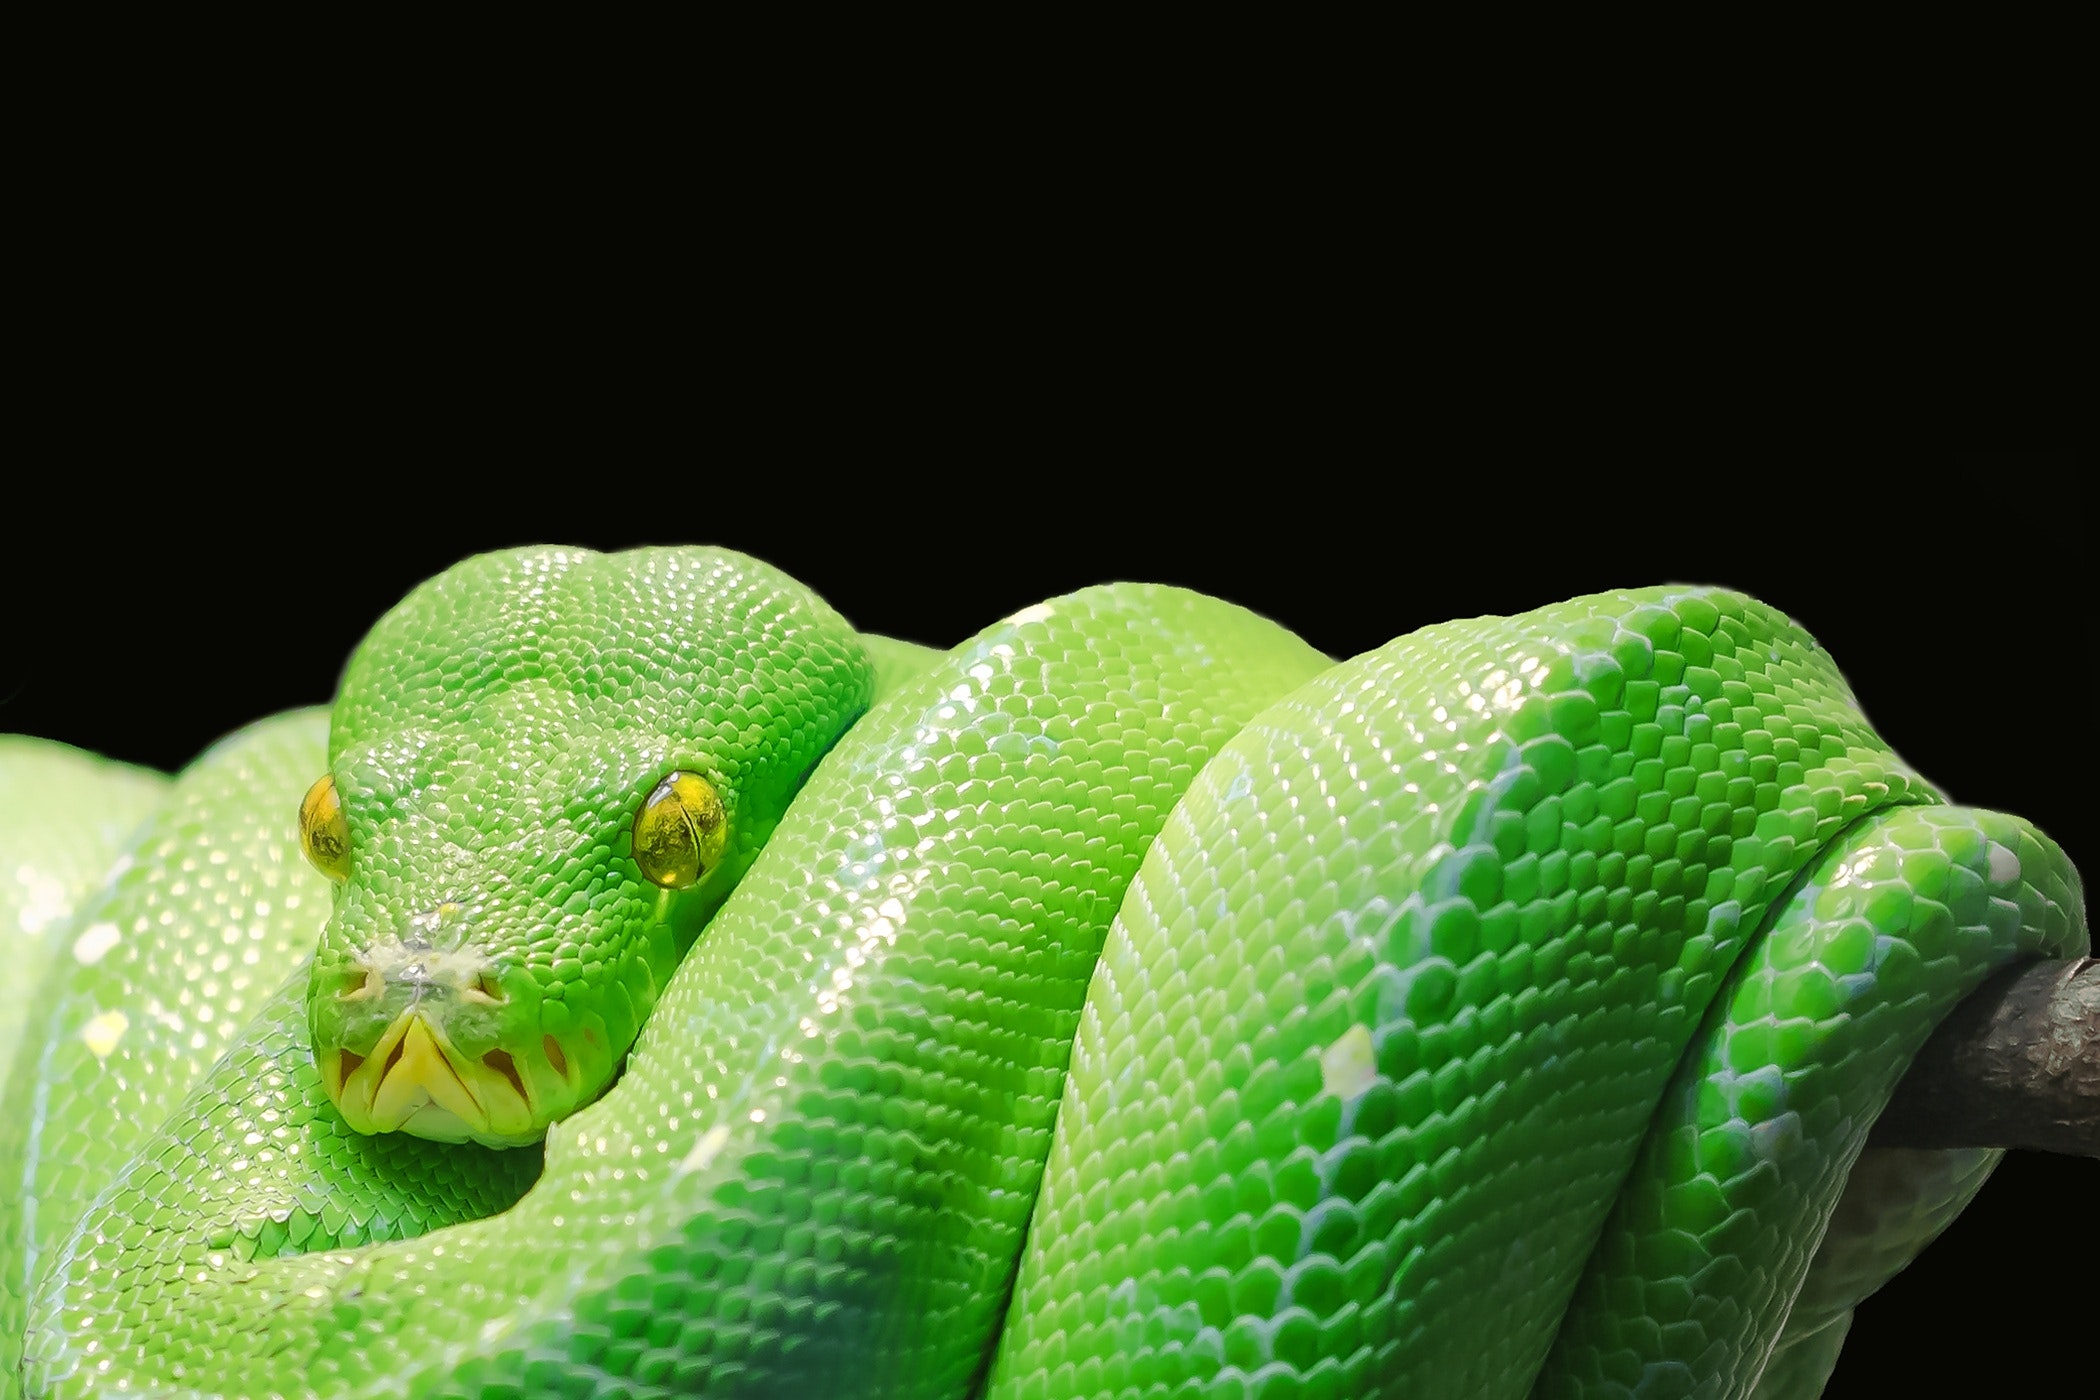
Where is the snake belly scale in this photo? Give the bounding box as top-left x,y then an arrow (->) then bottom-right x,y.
0,546 -> 2084,1399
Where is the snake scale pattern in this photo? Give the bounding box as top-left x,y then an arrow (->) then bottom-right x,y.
0,545 -> 2085,1399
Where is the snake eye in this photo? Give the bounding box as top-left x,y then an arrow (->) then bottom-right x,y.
299,774 -> 351,882
632,771 -> 727,891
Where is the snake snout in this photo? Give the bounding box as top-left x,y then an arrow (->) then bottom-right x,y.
312,932 -> 584,1148
323,1005 -> 553,1148
339,932 -> 506,1006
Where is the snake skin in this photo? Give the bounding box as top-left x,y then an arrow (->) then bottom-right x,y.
0,551 -> 2086,1399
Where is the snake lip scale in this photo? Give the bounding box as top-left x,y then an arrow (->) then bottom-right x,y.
0,544 -> 2085,1400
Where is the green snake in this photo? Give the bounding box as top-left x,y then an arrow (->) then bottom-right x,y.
0,545 -> 2085,1399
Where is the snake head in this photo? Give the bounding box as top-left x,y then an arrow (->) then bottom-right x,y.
298,545 -> 873,1148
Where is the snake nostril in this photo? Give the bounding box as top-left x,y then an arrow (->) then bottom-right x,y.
470,972 -> 506,1004
543,1035 -> 569,1080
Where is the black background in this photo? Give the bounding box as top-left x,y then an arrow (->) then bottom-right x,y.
2,463 -> 2089,1392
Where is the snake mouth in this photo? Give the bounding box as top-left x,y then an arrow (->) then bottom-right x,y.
327,1009 -> 544,1148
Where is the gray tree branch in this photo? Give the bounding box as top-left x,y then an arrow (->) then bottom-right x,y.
1872,956 -> 2099,1158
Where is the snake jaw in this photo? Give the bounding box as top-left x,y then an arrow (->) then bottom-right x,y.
329,1008 -> 544,1148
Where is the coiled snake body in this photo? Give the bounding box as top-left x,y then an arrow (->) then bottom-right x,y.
0,546 -> 2085,1398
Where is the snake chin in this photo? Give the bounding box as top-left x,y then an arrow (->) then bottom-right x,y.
327,1008 -> 546,1148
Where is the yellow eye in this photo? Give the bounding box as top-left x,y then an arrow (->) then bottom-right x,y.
633,771 -> 727,890
299,774 -> 351,882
